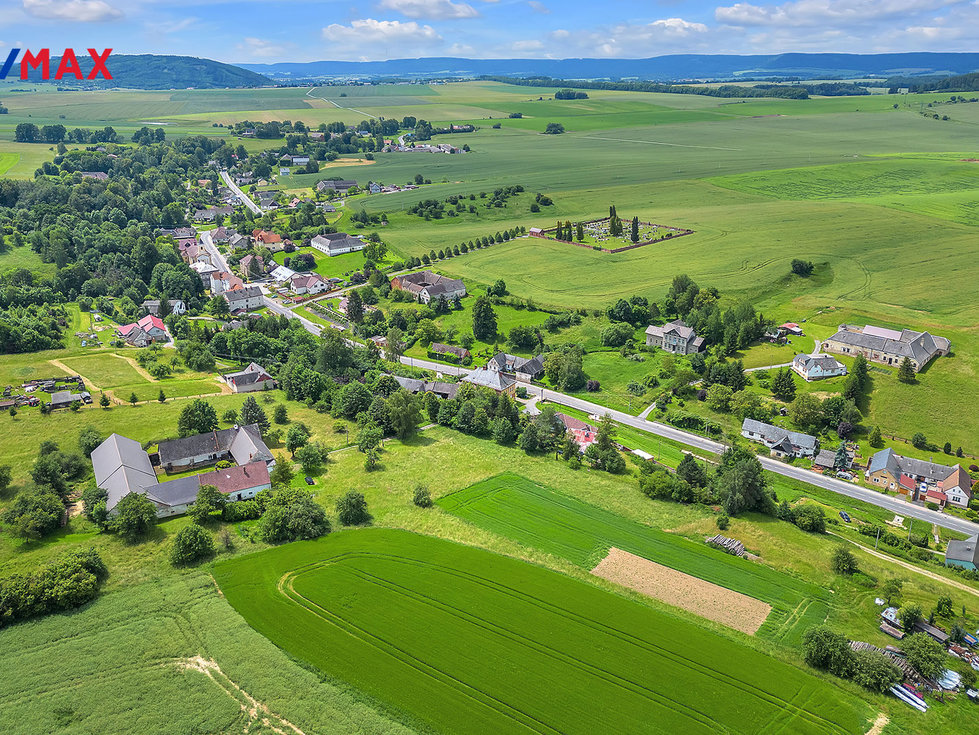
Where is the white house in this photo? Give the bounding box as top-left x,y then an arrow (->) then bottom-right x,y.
222,362 -> 276,393
142,299 -> 187,317
289,273 -> 330,295
792,353 -> 847,381
310,233 -> 366,257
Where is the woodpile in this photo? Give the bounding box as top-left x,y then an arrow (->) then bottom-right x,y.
706,534 -> 746,557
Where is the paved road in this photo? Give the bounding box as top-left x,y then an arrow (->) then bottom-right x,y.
221,170 -> 261,215
532,385 -> 978,536
199,228 -> 230,273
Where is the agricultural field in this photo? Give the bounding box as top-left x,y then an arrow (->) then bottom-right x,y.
438,473 -> 830,646
0,571 -> 409,735
215,527 -> 872,735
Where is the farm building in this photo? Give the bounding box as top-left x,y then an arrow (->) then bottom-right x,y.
430,342 -> 471,363
645,320 -> 704,355
310,232 -> 366,256
946,535 -> 979,571
741,418 -> 817,459
316,179 -> 357,193
49,390 -> 91,409
461,367 -> 516,397
390,270 -> 467,304
792,354 -> 847,381
823,324 -> 950,372
90,434 -> 159,514
157,423 -> 274,473
486,352 -> 545,382
91,430 -> 271,517
222,363 -> 276,393
393,375 -> 459,400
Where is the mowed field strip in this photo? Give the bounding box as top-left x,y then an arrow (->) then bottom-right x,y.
214,528 -> 871,735
591,547 -> 773,635
437,473 -> 830,645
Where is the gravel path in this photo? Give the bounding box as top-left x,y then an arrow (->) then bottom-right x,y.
591,547 -> 772,635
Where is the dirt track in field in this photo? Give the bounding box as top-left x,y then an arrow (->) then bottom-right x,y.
590,547 -> 772,635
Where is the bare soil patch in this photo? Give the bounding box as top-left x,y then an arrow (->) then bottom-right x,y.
590,547 -> 772,635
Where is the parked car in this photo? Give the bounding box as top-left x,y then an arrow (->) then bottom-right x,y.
304,476 -> 315,485
839,511 -> 851,523
836,471 -> 853,481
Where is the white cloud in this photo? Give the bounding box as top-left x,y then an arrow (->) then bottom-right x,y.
322,18 -> 443,59
648,17 -> 709,34
23,0 -> 123,21
511,39 -> 544,51
527,1 -> 550,13
237,37 -> 284,58
377,0 -> 479,19
157,16 -> 198,34
715,0 -> 962,28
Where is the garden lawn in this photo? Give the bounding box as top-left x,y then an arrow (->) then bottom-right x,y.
438,473 -> 830,646
214,527 -> 871,735
117,377 -> 224,402
59,353 -> 148,389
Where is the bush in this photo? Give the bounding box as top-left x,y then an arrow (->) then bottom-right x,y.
258,489 -> 330,543
0,548 -> 107,629
586,380 -> 600,392
170,524 -> 215,565
832,545 -> 858,575
802,626 -> 855,678
793,504 -> 826,533
222,500 -> 261,522
716,515 -> 730,530
336,491 -> 371,526
412,485 -> 433,508
851,650 -> 902,693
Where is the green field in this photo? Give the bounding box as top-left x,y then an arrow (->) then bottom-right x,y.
0,571 -> 410,735
215,527 -> 871,735
438,473 -> 830,646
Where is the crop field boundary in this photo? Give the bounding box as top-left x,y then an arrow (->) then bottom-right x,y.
437,473 -> 830,645
591,547 -> 772,635
215,529 -> 868,735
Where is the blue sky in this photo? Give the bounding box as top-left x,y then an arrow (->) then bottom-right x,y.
1,0 -> 976,63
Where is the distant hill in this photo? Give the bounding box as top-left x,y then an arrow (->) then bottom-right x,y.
240,53 -> 979,82
33,54 -> 270,90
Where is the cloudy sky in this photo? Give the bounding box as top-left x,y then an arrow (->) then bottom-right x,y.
1,0 -> 976,64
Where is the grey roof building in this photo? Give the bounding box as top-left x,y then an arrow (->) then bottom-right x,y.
741,418 -> 818,458
91,434 -> 158,512
946,535 -> 979,571
462,367 -> 516,395
865,447 -> 955,487
823,324 -> 950,372
157,424 -> 273,471
486,352 -> 545,382
310,232 -> 366,256
645,320 -> 705,355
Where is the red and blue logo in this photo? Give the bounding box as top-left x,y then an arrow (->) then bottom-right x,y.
0,48 -> 112,80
